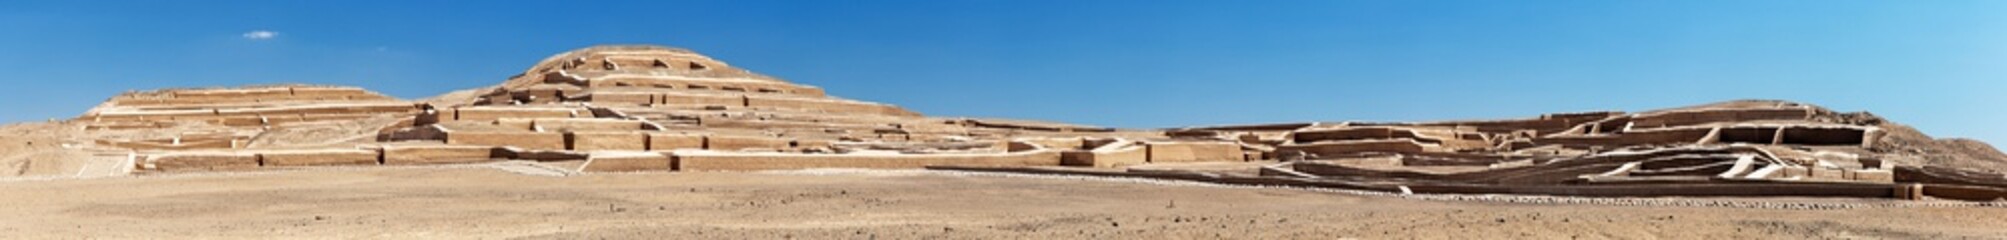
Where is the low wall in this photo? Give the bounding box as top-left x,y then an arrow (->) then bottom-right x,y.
446,131 -> 567,150
381,145 -> 496,165
98,138 -> 240,150
215,103 -> 419,116
1019,138 -> 1086,151
587,75 -> 825,97
706,135 -> 792,151
454,107 -> 577,121
676,150 -> 1063,171
1292,127 -> 1423,143
569,131 -> 649,151
535,118 -> 649,131
648,133 -> 705,151
144,152 -> 259,171
1145,141 -> 1243,163
496,147 -> 590,161
1920,185 -> 2007,201
657,93 -> 744,107
169,87 -> 292,100
1530,128 -> 1713,148
1061,146 -> 1146,168
580,152 -> 673,172
290,87 -> 384,99
585,92 -> 655,105
928,166 -> 1906,200
259,149 -> 379,167
1276,139 -> 1429,157
493,118 -> 537,130
1631,108 -> 1811,128
744,96 -> 919,117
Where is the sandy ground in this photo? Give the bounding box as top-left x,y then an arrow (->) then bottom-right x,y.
2,167 -> 2006,239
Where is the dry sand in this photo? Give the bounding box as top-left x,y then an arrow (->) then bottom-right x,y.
3,167 -> 2005,239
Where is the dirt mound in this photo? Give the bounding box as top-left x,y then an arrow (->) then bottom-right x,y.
1869,121 -> 2007,172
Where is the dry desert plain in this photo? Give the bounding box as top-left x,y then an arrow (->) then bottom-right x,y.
3,165 -> 2005,239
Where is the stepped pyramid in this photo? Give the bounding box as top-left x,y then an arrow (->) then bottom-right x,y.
73,45 -> 1175,173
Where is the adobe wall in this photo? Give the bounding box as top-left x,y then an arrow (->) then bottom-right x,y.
168,87 -> 292,100
213,103 -> 420,116
957,119 -> 1116,133
705,135 -> 793,151
1706,125 -> 1872,147
699,118 -> 889,132
583,92 -> 655,105
586,75 -> 826,97
92,109 -> 232,122
155,87 -> 388,102
534,118 -> 648,131
1061,146 -> 1146,168
1919,185 -> 2007,201
744,96 -> 919,117
1530,128 -> 1714,148
259,149 -> 380,167
1020,138 -> 1086,151
929,165 -> 1911,199
495,147 -> 589,161
648,133 -> 705,151
1145,141 -> 1243,163
1292,127 -> 1423,143
580,152 -> 672,172
1277,139 -> 1430,157
1779,127 -> 1871,146
454,107 -> 578,121
1368,114 -> 1596,135
1181,122 -> 1318,132
381,144 -> 496,165
569,131 -> 649,151
656,93 -> 745,107
675,150 -> 1063,171
492,118 -> 538,130
1630,108 -> 1812,128
143,152 -> 259,172
97,138 -> 240,150
289,87 -> 387,99
445,131 -> 567,150
1291,127 -> 1491,150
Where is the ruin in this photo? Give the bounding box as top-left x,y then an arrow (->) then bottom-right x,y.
27,45 -> 2007,201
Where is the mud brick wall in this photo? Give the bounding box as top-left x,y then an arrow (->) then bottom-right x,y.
676,150 -> 1062,171
569,131 -> 649,151
382,145 -> 496,165
144,152 -> 259,172
1145,141 -> 1244,163
446,131 -> 567,150
259,149 -> 380,167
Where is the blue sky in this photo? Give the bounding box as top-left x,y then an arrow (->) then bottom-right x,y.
3,1 -> 2004,144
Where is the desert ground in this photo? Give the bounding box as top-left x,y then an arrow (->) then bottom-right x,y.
3,166 -> 2003,239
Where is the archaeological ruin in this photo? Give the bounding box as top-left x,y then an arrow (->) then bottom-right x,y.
32,45 -> 2007,201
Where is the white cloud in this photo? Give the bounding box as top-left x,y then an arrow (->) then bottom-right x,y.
241,30 -> 278,40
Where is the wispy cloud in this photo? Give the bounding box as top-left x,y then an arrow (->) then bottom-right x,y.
241,30 -> 279,40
